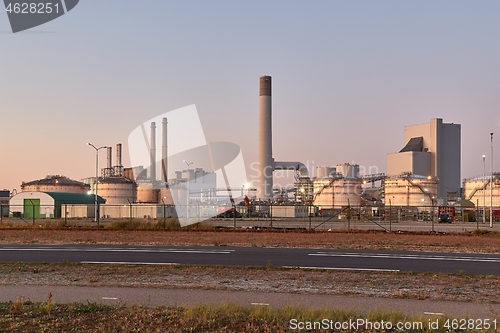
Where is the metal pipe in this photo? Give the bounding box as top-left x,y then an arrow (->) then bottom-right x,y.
274,161 -> 309,177
150,122 -> 157,181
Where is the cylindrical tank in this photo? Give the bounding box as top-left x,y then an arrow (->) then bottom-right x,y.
336,163 -> 359,179
257,75 -> 273,199
313,178 -> 363,208
98,177 -> 137,205
136,182 -> 159,203
159,187 -> 174,205
384,176 -> 438,207
463,174 -> 500,207
21,175 -> 90,194
315,166 -> 336,179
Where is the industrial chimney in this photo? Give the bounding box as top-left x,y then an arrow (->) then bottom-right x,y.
116,143 -> 122,168
106,147 -> 112,170
161,117 -> 168,182
257,75 -> 273,199
150,122 -> 156,181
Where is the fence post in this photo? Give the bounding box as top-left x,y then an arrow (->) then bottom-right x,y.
389,199 -> 392,232
270,202 -> 273,228
309,204 -> 312,231
347,199 -> 351,231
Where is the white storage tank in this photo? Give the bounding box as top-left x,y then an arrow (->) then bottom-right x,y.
98,177 -> 137,205
463,173 -> 500,207
313,178 -> 363,208
384,175 -> 438,207
336,163 -> 360,179
21,175 -> 90,194
315,166 -> 336,179
136,182 -> 159,203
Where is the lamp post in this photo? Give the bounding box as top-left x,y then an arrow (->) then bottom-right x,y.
87,142 -> 107,225
183,160 -> 193,219
490,133 -> 494,228
483,155 -> 486,223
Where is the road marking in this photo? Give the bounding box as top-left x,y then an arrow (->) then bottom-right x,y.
0,247 -> 234,254
309,252 -> 500,263
81,261 -> 179,265
251,303 -> 269,306
282,266 -> 400,272
424,312 -> 444,316
102,297 -> 118,300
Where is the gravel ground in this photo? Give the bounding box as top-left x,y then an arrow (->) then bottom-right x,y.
1,263 -> 500,304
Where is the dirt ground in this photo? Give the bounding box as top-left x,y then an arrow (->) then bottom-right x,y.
0,228 -> 499,253
1,228 -> 500,307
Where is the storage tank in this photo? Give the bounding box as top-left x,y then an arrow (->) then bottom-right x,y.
136,182 -> 159,203
384,175 -> 437,207
21,175 -> 90,194
159,187 -> 175,205
336,163 -> 359,179
463,173 -> 500,207
98,177 -> 137,205
313,178 -> 363,208
315,166 -> 336,179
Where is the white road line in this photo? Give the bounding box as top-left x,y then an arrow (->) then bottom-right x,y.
310,252 -> 500,263
282,266 -> 400,272
81,261 -> 179,265
102,297 -> 118,300
251,303 -> 269,306
0,248 -> 234,254
424,312 -> 444,316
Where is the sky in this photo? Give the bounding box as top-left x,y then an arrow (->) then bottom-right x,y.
1,1 -> 499,192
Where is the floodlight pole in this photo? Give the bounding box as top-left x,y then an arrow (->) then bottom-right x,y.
87,142 -> 107,225
183,160 -> 193,220
490,133 -> 494,228
483,155 -> 486,223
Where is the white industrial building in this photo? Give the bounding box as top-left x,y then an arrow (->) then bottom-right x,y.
386,118 -> 461,204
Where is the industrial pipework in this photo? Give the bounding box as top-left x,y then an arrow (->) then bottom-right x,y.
256,75 -> 310,200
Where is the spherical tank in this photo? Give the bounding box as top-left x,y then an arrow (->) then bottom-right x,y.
98,177 -> 137,205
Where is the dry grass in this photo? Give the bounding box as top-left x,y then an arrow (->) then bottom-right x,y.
1,228 -> 500,253
0,299 -> 466,333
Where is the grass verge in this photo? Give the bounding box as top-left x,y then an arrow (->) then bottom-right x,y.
1,299 -> 479,333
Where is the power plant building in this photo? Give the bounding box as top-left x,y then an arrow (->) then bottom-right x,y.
386,118 -> 461,204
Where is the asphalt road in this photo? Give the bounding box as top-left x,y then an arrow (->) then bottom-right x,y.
1,244 -> 500,275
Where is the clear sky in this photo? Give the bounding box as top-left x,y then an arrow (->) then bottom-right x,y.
1,1 -> 499,192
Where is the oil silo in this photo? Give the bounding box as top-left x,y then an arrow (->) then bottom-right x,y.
136,182 -> 159,203
98,177 -> 137,205
463,173 -> 500,207
384,174 -> 438,207
336,163 -> 360,179
21,175 -> 90,194
315,166 -> 336,179
313,177 -> 363,208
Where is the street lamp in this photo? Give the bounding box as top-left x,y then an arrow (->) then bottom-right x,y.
490,133 -> 494,228
183,160 -> 193,219
87,142 -> 107,225
483,155 -> 486,223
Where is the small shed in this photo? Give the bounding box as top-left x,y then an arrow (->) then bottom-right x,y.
9,191 -> 105,218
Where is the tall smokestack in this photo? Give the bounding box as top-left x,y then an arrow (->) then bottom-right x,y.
162,117 -> 168,182
116,143 -> 122,167
150,122 -> 156,181
257,75 -> 274,199
107,147 -> 112,169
